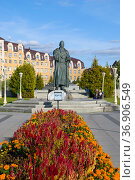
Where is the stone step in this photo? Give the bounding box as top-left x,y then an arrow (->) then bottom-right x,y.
5,103 -> 36,108
0,106 -> 32,113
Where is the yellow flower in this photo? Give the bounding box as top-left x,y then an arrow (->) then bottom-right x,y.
4,165 -> 9,170
0,174 -> 6,180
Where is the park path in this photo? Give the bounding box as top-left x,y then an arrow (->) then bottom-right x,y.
80,111 -> 120,168
0,111 -> 120,168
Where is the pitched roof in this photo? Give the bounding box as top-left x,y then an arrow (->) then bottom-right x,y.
0,37 -> 5,40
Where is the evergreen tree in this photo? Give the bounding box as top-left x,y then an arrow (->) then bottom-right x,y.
79,58 -> 114,97
9,63 -> 36,98
48,76 -> 53,84
36,74 -> 44,90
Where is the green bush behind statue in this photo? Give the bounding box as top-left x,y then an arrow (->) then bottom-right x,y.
79,58 -> 114,98
9,63 -> 36,98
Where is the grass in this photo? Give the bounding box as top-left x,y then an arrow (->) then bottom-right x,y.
0,97 -> 30,106
104,96 -> 120,105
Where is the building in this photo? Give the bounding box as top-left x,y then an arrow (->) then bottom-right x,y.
0,37 -> 85,84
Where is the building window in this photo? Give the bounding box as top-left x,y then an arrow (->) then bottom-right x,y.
8,67 -> 12,71
1,66 -> 2,70
45,75 -> 48,79
70,70 -> 72,74
37,68 -> 39,72
27,54 -> 30,59
41,62 -> 43,66
5,59 -> 7,63
14,53 -> 17,57
14,67 -> 17,70
0,43 -> 2,50
9,53 -> 12,58
45,62 -> 48,66
19,54 -> 22,58
78,70 -> 80,74
45,55 -> 48,60
1,59 -> 4,63
74,76 -> 76,80
32,62 -> 34,66
9,60 -> 12,63
37,55 -> 39,59
36,62 -> 39,65
78,76 -> 80,80
45,69 -> 48,72
14,60 -> 17,64
70,76 -> 72,80
41,68 -> 43,72
9,74 -> 11,78
41,75 -> 43,79
5,52 -> 7,57
27,61 -> 30,64
50,69 -> 52,73
19,46 -> 22,50
9,45 -> 12,50
78,64 -> 80,68
19,60 -> 22,64
74,70 -> 76,74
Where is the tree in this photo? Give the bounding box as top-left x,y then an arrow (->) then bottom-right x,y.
112,60 -> 120,77
48,76 -> 53,84
36,74 -> 44,90
79,58 -> 114,97
9,63 -> 36,98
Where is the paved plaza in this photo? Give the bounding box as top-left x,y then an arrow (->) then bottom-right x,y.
0,111 -> 120,168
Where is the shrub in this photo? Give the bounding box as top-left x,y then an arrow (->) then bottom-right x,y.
36,73 -> 44,90
9,63 -> 36,98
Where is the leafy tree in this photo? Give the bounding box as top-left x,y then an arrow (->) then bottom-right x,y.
9,63 -> 36,98
36,74 -> 44,90
79,58 -> 114,97
48,76 -> 53,84
112,60 -> 120,77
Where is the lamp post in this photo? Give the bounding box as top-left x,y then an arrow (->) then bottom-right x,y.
102,72 -> 106,99
3,68 -> 7,106
19,72 -> 23,99
0,75 -> 2,98
112,68 -> 117,105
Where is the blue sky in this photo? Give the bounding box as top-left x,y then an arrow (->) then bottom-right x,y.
0,0 -> 120,68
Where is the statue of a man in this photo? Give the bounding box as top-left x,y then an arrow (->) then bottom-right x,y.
53,41 -> 70,90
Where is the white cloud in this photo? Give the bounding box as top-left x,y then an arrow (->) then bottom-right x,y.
58,0 -> 75,7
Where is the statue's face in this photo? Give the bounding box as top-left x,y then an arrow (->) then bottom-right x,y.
59,41 -> 64,48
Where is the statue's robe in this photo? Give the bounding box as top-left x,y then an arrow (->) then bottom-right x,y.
53,47 -> 70,88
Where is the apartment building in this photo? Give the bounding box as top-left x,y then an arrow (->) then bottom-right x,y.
0,37 -> 85,84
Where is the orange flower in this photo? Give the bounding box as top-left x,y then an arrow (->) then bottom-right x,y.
109,168 -> 113,173
96,169 -> 101,175
4,165 -> 9,170
0,174 -> 5,180
11,164 -> 18,168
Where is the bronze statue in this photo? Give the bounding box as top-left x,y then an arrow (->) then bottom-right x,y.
53,41 -> 70,90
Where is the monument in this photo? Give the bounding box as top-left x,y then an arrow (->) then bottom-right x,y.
53,41 -> 70,90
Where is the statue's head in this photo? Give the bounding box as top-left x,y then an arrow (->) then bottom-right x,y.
59,41 -> 64,48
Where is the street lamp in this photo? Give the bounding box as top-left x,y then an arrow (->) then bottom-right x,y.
112,68 -> 117,105
3,68 -> 7,106
0,75 -> 3,98
102,72 -> 106,99
19,72 -> 23,99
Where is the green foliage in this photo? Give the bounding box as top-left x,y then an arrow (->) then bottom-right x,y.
79,58 -> 114,97
112,60 -> 120,77
9,63 -> 36,98
36,73 -> 44,90
72,77 -> 80,84
48,76 -> 53,84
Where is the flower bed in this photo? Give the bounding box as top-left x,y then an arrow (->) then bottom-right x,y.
0,109 -> 120,180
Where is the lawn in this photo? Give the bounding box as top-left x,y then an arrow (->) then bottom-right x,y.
104,96 -> 120,105
0,97 -> 30,106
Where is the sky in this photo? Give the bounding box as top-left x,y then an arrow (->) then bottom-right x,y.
0,0 -> 120,68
